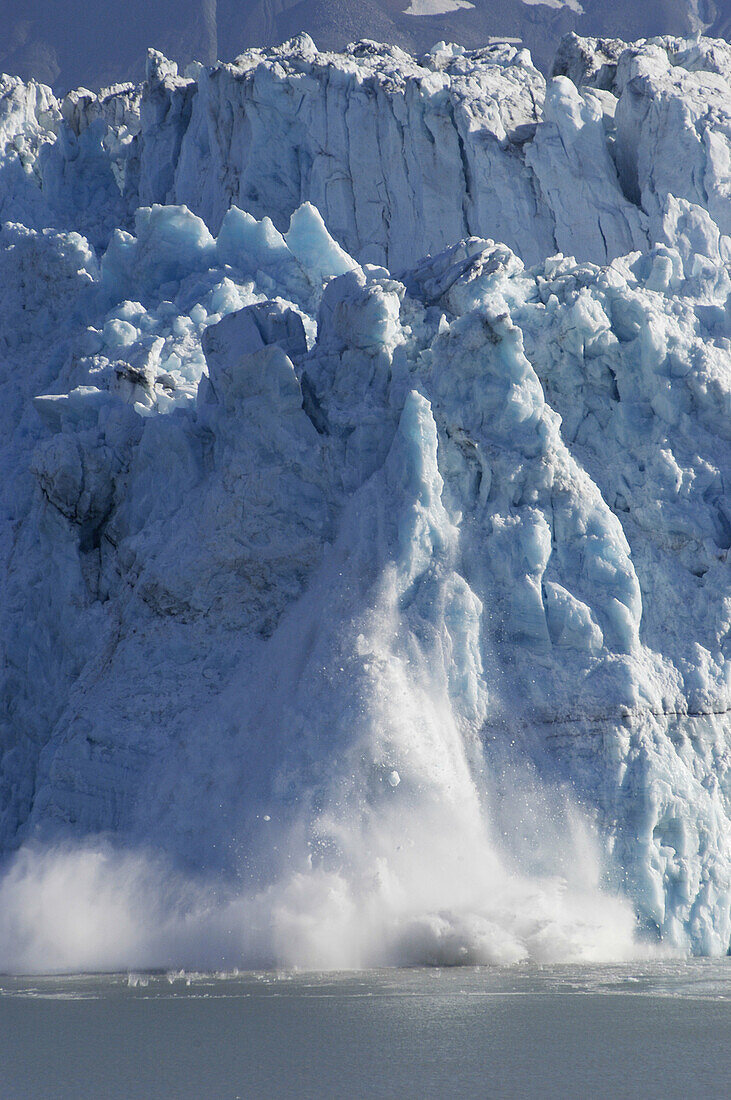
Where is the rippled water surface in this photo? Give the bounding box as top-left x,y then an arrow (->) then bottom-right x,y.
1,961 -> 729,1098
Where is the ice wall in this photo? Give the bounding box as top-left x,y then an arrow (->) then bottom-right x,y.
0,34 -> 729,967
2,35 -> 730,269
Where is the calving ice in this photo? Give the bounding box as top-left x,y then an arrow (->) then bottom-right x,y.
0,32 -> 728,971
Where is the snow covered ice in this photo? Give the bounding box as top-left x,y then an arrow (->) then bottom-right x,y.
0,32 -> 729,971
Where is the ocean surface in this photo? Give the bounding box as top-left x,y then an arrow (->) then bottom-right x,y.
0,961 -> 729,1099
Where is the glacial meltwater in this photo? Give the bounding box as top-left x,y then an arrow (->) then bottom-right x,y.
0,961 -> 728,1099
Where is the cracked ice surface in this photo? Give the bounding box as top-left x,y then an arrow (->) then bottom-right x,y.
0,34 -> 729,969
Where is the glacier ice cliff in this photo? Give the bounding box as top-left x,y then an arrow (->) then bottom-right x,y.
4,33 -> 731,268
0,33 -> 729,970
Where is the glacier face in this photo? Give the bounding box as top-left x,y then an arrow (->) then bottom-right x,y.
3,32 -> 731,274
0,34 -> 729,969
4,33 -> 731,270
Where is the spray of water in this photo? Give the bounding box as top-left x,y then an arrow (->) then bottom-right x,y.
0,563 -> 643,973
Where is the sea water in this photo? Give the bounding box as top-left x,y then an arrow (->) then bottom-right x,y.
0,961 -> 728,1099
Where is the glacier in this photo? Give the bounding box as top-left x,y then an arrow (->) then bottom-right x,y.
0,32 -> 729,970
